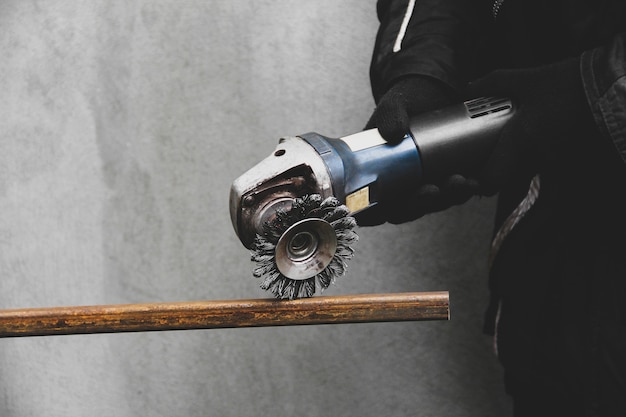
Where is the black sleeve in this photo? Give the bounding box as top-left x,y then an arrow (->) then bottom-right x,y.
369,0 -> 487,102
581,32 -> 626,166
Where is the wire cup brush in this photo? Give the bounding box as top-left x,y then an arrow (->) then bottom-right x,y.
230,97 -> 514,299
250,194 -> 358,299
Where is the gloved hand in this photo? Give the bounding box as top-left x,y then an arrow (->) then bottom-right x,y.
464,57 -> 596,195
355,173 -> 481,226
365,75 -> 457,144
359,76 -> 479,226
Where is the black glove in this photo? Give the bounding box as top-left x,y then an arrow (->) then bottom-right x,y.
355,174 -> 480,226
464,57 -> 596,194
366,75 -> 457,144
358,76 -> 479,226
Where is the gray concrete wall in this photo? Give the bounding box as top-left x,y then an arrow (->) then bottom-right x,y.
0,1 -> 511,416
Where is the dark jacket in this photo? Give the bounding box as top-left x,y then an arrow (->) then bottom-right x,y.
370,0 -> 626,412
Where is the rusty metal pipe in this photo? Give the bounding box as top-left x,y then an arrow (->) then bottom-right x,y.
0,292 -> 449,337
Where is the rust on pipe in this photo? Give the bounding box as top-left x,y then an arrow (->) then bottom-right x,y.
0,292 -> 449,338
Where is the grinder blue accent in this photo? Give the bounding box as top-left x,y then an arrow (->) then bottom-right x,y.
299,132 -> 423,213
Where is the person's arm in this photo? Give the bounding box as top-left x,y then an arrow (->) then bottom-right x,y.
582,33 -> 626,169
464,32 -> 626,193
370,0 -> 477,102
359,0 -> 485,226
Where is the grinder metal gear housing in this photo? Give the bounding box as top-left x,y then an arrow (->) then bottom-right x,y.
230,97 -> 513,298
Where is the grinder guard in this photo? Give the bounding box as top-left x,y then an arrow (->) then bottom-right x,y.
230,136 -> 334,249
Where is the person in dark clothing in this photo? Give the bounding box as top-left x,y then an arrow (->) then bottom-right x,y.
364,1 -> 626,416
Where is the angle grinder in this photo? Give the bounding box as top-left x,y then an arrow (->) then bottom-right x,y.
230,97 -> 513,299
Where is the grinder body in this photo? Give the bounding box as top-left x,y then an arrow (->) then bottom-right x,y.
231,96 -> 513,250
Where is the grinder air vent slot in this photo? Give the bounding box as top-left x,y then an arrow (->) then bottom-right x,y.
465,97 -> 512,118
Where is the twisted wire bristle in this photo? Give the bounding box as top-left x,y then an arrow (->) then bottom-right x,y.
250,195 -> 358,300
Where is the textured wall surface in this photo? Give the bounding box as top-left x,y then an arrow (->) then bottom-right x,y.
0,1 -> 511,416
